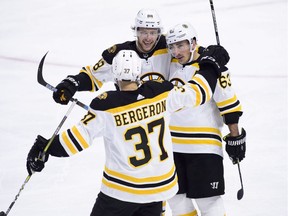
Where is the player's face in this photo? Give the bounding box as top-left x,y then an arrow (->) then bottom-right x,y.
136,28 -> 160,52
168,40 -> 191,65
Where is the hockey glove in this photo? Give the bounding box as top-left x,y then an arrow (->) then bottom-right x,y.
224,128 -> 246,164
53,76 -> 79,105
26,135 -> 50,175
199,45 -> 230,76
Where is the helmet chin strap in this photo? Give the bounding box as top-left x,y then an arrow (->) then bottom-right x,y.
188,48 -> 196,62
188,44 -> 199,62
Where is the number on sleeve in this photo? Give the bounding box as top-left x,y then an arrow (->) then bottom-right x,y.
81,111 -> 96,125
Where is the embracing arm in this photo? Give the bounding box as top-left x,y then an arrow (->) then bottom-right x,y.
167,45 -> 230,112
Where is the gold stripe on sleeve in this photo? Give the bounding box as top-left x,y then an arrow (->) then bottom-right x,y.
217,94 -> 238,107
71,126 -> 89,149
61,131 -> 77,155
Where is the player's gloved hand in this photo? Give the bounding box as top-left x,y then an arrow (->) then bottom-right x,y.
224,128 -> 246,164
26,135 -> 50,175
199,45 -> 230,76
53,76 -> 79,105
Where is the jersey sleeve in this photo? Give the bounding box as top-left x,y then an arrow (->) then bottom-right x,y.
49,109 -> 106,157
79,58 -> 114,91
166,65 -> 218,113
213,69 -> 243,123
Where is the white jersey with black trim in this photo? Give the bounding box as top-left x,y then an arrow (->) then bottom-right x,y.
168,58 -> 242,156
79,35 -> 171,91
57,81 -> 178,203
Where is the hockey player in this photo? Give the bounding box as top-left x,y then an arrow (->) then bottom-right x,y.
26,45 -> 230,216
52,8 -> 172,105
165,23 -> 246,216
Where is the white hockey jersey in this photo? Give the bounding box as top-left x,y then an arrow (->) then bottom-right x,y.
56,81 -> 178,203
168,57 -> 242,157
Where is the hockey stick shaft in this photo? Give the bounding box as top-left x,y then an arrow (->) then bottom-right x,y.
2,175 -> 31,216
43,99 -> 78,153
37,52 -> 89,111
209,0 -> 245,199
237,160 -> 244,200
237,161 -> 244,187
209,0 -> 220,45
2,99 -> 78,216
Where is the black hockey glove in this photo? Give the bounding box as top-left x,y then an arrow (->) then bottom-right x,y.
199,45 -> 230,76
26,135 -> 50,175
53,76 -> 79,105
224,128 -> 246,164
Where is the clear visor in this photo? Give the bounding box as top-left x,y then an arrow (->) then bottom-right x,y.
168,41 -> 191,57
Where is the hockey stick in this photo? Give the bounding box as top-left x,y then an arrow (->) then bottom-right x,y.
209,0 -> 220,45
0,99 -> 78,216
209,0 -> 245,200
236,160 -> 244,200
37,52 -> 89,111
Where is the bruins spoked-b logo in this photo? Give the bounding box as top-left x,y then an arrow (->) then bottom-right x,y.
170,78 -> 185,87
140,72 -> 165,83
97,92 -> 108,100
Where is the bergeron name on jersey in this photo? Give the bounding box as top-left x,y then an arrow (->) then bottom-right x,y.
114,99 -> 166,126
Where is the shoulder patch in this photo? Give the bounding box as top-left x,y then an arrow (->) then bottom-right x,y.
97,92 -> 108,100
107,45 -> 117,54
102,41 -> 134,64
